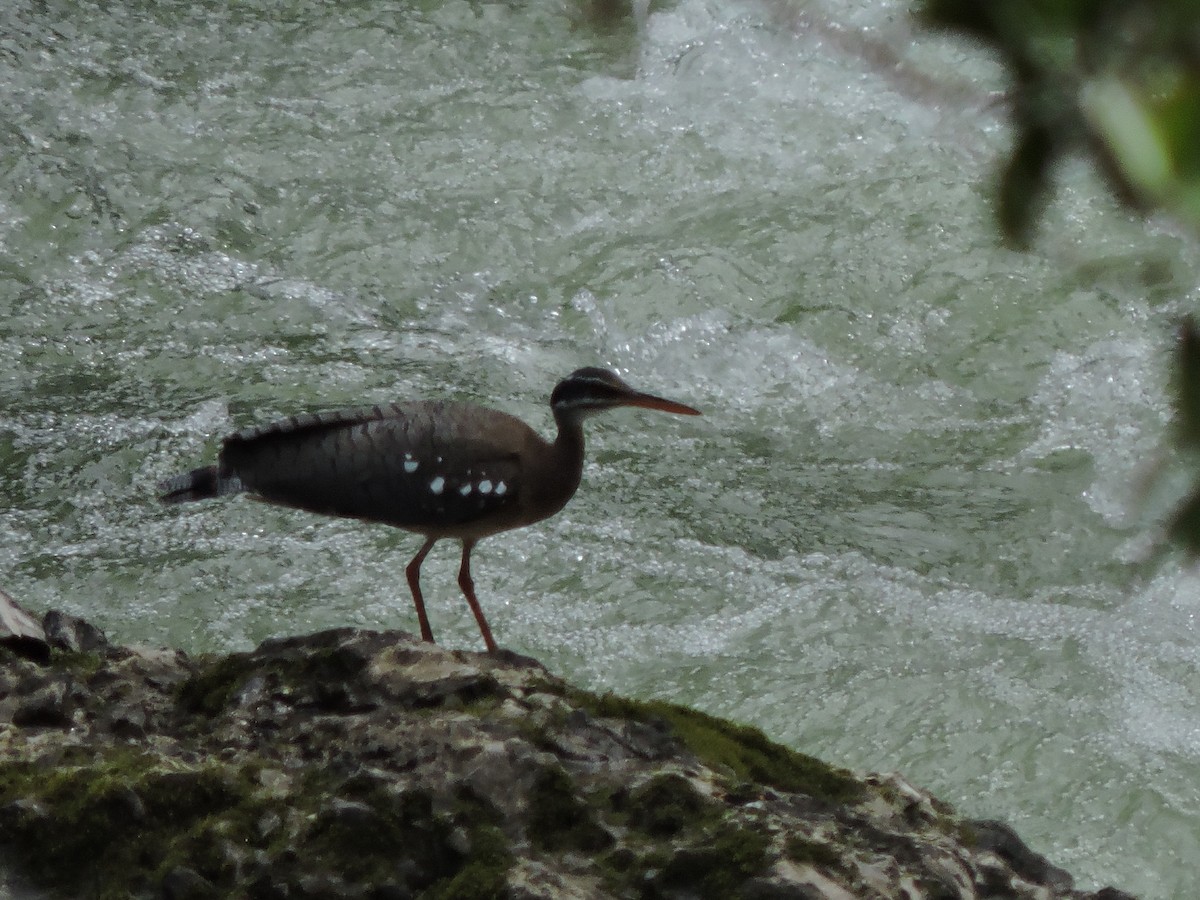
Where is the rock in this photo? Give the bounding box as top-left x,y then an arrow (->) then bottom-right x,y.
11,680 -> 72,728
969,818 -> 1074,890
42,609 -> 108,653
0,623 -> 1136,900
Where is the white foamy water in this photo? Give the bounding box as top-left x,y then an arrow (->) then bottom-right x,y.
2,0 -> 1198,894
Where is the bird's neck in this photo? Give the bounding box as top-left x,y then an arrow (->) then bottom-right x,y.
552,412 -> 586,481
532,410 -> 586,517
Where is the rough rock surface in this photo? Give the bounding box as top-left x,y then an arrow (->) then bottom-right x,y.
0,607 -> 1136,900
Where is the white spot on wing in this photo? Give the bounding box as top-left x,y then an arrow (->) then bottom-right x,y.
494,481 -> 507,496
429,476 -> 445,495
458,483 -> 471,496
404,460 -> 418,473
479,480 -> 493,494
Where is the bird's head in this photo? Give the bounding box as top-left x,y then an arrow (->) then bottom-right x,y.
550,367 -> 701,423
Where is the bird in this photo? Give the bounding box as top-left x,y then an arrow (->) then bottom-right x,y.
158,368 -> 701,652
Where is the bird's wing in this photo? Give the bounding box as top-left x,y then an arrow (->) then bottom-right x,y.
219,401 -> 530,530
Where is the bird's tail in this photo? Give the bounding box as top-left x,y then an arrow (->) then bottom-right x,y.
158,466 -> 244,504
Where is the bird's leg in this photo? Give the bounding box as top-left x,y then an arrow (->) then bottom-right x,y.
458,539 -> 498,653
405,537 -> 438,644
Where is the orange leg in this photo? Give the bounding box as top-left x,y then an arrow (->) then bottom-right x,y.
405,537 -> 438,643
458,539 -> 498,653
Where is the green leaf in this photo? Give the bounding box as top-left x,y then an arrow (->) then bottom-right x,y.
1082,78 -> 1172,198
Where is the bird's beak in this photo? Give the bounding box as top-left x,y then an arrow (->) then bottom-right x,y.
621,391 -> 702,416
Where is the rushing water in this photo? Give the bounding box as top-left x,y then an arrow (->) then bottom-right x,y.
4,0 -> 1200,896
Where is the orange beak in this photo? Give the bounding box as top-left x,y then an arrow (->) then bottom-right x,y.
621,392 -> 702,417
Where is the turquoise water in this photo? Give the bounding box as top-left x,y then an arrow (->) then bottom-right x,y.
3,0 -> 1199,895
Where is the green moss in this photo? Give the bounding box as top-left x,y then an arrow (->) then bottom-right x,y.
456,686 -> 507,716
0,748 -> 263,899
599,772 -> 772,899
175,643 -> 369,717
618,773 -> 719,837
421,786 -> 514,899
512,717 -> 559,754
957,820 -> 980,847
173,651 -> 258,717
177,644 -> 507,720
526,764 -> 613,853
49,649 -> 107,677
426,825 -> 513,900
449,782 -> 506,827
303,787 -> 462,887
784,833 -> 844,869
648,821 -> 772,899
567,689 -> 863,804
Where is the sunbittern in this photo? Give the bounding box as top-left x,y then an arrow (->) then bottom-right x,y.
159,368 -> 701,651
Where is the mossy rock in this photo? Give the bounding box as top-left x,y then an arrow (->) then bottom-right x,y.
784,833 -> 845,870
47,648 -> 107,677
174,640 -> 371,717
641,820 -> 772,899
616,772 -> 720,837
566,689 -> 863,804
303,787 -> 461,887
526,763 -> 613,853
425,824 -> 514,900
0,749 -> 261,898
